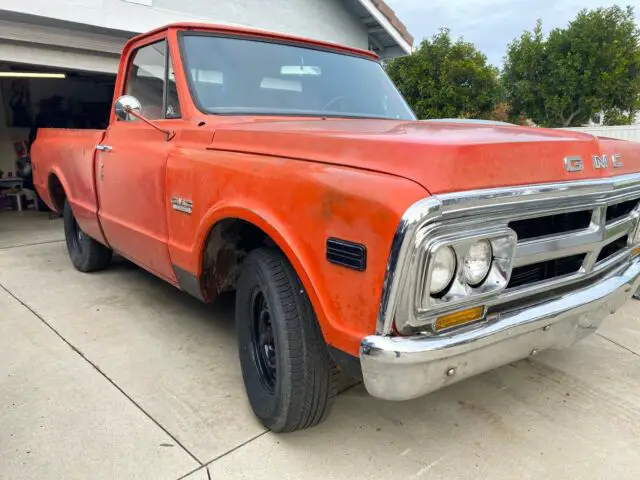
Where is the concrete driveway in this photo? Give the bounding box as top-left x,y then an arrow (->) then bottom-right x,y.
2,210 -> 640,480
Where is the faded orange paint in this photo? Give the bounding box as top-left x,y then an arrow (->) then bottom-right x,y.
167,149 -> 426,354
31,23 -> 640,357
31,128 -> 108,245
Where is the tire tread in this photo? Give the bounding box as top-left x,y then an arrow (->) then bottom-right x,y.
237,248 -> 338,433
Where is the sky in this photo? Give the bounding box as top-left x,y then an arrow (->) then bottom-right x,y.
385,0 -> 640,66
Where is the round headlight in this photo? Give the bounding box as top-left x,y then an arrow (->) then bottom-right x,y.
430,247 -> 456,295
464,240 -> 492,286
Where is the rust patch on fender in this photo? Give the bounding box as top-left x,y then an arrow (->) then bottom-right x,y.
202,225 -> 244,302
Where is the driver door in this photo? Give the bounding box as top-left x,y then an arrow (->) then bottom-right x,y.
96,38 -> 181,282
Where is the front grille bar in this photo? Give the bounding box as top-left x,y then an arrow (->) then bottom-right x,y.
513,206 -> 637,269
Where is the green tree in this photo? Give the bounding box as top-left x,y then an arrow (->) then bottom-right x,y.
386,29 -> 500,120
503,6 -> 640,127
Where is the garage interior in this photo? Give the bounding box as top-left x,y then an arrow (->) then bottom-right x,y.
0,62 -> 115,217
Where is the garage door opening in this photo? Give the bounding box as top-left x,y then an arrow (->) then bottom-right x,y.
0,62 -> 115,216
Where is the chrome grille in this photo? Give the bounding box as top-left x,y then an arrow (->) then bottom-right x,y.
508,210 -> 592,240
606,199 -> 638,222
507,253 -> 586,289
596,234 -> 629,263
506,198 -> 639,289
377,174 -> 640,336
510,200 -> 638,288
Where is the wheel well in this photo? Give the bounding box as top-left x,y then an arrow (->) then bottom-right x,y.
201,218 -> 277,302
48,174 -> 66,213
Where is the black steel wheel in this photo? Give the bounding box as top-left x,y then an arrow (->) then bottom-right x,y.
250,289 -> 277,392
68,211 -> 85,252
236,248 -> 338,433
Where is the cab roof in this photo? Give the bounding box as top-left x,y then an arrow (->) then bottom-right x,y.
129,22 -> 380,61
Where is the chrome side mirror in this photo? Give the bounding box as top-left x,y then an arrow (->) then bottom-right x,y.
114,95 -> 142,122
112,94 -> 176,141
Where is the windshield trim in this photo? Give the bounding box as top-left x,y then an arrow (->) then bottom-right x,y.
177,31 -> 416,120
188,108 -> 410,121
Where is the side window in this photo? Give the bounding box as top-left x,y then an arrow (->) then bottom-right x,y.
125,39 -> 181,120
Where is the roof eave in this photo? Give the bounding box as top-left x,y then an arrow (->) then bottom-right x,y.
357,0 -> 412,55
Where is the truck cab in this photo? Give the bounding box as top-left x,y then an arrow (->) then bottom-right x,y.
32,23 -> 640,432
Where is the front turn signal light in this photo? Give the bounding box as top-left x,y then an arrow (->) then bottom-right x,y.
632,246 -> 640,257
435,306 -> 485,332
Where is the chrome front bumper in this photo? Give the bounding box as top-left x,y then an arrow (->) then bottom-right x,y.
360,257 -> 640,401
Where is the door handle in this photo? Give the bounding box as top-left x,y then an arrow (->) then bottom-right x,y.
96,144 -> 112,152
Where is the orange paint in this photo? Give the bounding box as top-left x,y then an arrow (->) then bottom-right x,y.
31,23 -> 640,357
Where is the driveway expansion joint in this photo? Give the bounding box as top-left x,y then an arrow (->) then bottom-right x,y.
0,282 -> 204,467
596,332 -> 640,358
202,430 -> 270,469
0,239 -> 65,250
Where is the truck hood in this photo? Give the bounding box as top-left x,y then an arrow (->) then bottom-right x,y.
210,118 -> 640,194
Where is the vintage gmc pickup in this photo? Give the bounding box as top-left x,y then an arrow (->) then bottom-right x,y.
32,23 -> 640,432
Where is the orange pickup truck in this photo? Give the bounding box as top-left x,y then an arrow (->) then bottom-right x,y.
33,23 -> 640,432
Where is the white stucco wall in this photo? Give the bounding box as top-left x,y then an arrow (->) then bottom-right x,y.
154,0 -> 368,48
0,0 -> 369,50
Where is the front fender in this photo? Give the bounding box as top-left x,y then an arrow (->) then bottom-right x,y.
166,149 -> 429,356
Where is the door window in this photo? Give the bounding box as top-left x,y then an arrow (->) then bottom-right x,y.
125,39 -> 181,119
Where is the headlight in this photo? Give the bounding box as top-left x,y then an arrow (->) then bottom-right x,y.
429,247 -> 456,295
397,226 -> 517,335
463,240 -> 492,286
418,229 -> 517,312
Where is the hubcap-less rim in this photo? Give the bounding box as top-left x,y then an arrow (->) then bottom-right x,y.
70,214 -> 84,252
250,289 -> 277,392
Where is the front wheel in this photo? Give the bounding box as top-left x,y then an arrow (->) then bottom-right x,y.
236,248 -> 338,432
63,199 -> 112,272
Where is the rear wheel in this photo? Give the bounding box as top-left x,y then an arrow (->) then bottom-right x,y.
63,199 -> 112,272
236,248 -> 338,432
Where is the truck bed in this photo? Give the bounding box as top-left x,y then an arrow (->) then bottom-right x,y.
32,128 -> 108,245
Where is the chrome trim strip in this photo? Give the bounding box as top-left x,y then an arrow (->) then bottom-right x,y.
378,174 -> 640,336
376,198 -> 442,335
438,172 -> 640,215
513,230 -> 600,267
606,216 -> 635,240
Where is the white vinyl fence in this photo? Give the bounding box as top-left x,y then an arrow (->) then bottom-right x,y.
561,125 -> 640,142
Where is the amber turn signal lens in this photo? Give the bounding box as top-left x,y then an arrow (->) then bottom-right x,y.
435,306 -> 485,332
632,246 -> 640,257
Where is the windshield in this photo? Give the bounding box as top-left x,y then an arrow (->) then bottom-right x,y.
180,34 -> 415,120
